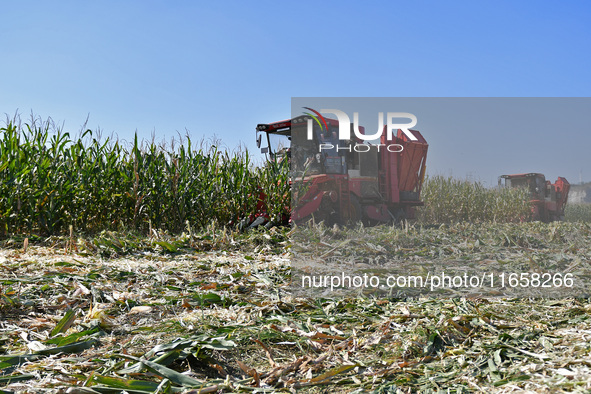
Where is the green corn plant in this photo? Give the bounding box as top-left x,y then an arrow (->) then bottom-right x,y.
565,203 -> 591,223
1,114 -> 297,236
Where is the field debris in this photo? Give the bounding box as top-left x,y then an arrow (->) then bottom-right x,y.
0,224 -> 589,392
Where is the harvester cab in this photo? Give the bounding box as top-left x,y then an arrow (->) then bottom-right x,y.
256,116 -> 344,175
499,173 -> 570,222
256,120 -> 292,161
256,115 -> 429,226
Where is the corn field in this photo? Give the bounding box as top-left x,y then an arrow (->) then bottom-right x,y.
416,175 -> 533,224
0,117 -> 290,236
3,116 -> 585,236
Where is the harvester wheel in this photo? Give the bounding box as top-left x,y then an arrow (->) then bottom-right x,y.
394,208 -> 407,222
347,195 -> 363,224
314,197 -> 338,227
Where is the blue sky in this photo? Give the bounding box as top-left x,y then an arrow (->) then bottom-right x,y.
1,1 -> 590,183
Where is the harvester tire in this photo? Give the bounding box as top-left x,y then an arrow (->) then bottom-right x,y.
394,208 -> 406,223
313,197 -> 338,227
347,195 -> 362,224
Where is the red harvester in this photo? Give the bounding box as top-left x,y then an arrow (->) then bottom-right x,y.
498,173 -> 570,222
256,115 -> 428,225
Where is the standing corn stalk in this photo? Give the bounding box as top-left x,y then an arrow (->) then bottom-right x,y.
0,115 -> 289,236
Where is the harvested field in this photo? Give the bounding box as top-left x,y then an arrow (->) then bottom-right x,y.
1,225 -> 590,393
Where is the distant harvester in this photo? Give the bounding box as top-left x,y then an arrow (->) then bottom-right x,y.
498,173 -> 570,222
